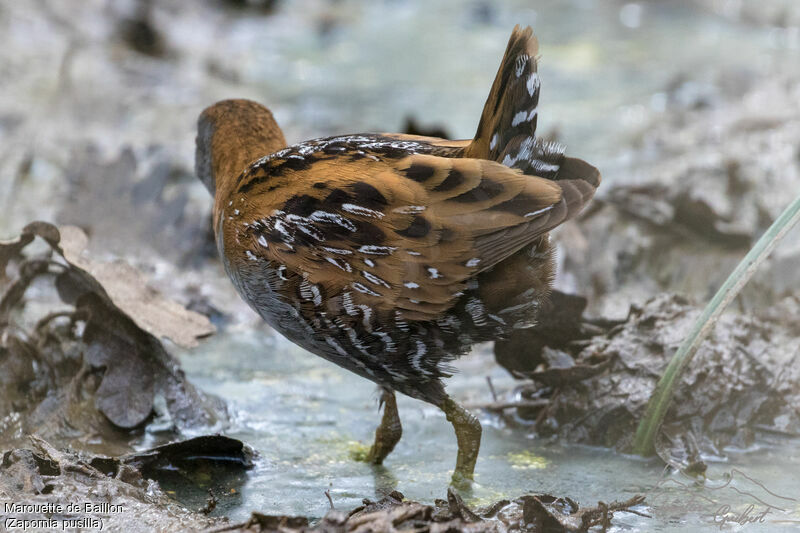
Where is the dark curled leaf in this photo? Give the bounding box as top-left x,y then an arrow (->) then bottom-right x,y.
123,435 -> 255,471
54,254 -> 222,429
21,221 -> 62,249
119,436 -> 253,512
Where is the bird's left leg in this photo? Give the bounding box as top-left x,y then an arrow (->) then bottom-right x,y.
365,388 -> 403,464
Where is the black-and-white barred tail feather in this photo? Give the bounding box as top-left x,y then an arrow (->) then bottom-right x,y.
466,25 -> 600,234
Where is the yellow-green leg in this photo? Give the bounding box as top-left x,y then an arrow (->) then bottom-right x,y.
442,397 -> 482,488
365,389 -> 402,465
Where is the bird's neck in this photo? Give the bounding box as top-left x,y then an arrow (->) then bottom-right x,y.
212,116 -> 286,210
196,101 -> 287,222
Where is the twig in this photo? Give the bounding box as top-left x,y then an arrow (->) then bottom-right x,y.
325,489 -> 334,509
486,376 -> 498,402
464,399 -> 549,411
623,507 -> 653,518
607,494 -> 646,512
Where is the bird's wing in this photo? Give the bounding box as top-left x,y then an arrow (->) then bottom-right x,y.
233,149 -> 596,322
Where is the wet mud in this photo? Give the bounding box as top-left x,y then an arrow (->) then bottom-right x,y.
495,294 -> 800,468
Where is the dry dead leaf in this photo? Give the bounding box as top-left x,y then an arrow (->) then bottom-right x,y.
58,225 -> 214,347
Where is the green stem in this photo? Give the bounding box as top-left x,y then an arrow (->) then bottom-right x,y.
632,193 -> 800,456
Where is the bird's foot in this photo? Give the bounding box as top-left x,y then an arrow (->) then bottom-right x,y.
449,470 -> 476,493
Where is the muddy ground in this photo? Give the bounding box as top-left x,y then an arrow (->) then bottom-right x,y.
493,66 -> 800,458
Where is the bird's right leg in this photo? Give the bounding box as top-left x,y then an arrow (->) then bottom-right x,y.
365,388 -> 403,465
441,396 -> 482,489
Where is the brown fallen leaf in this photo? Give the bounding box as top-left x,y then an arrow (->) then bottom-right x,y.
58,225 -> 215,348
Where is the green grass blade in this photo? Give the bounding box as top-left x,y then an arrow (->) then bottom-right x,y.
632,193 -> 800,456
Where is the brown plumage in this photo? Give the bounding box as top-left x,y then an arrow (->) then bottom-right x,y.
195,26 -> 600,486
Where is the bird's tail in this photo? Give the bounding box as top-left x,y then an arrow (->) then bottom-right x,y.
464,25 -> 600,221
464,26 -> 543,167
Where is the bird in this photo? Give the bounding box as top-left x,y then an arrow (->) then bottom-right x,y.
195,25 -> 600,487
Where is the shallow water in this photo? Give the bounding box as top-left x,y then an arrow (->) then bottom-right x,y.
3,0 -> 800,530
170,328 -> 800,531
